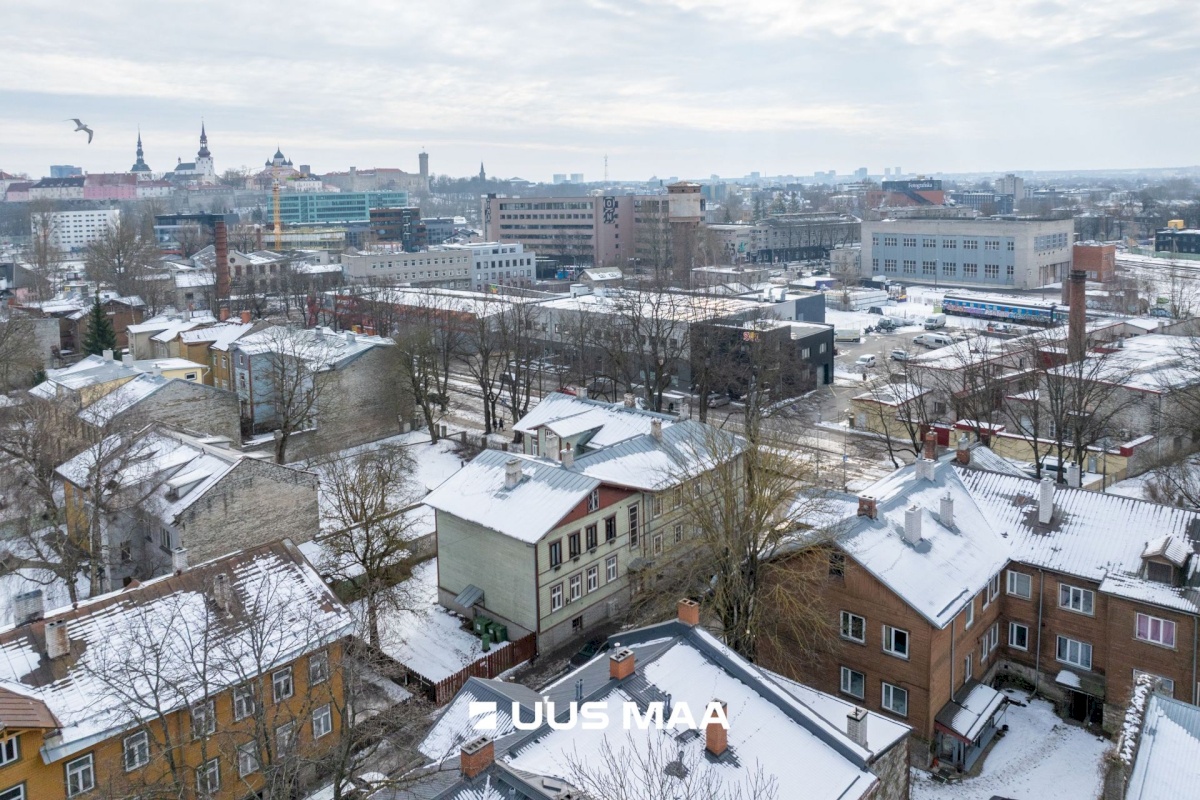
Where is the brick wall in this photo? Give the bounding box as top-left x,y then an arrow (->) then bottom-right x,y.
123,380 -> 242,444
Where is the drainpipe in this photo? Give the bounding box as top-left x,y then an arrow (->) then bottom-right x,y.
950,616 -> 956,694
1193,615 -> 1198,705
1033,569 -> 1045,697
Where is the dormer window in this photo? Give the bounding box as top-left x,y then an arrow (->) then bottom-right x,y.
1146,561 -> 1175,585
1141,535 -> 1189,585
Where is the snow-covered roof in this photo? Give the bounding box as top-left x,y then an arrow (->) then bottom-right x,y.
178,322 -> 254,350
77,373 -> 169,426
575,419 -> 743,492
423,450 -> 598,544
36,355 -> 140,394
1045,334 -> 1197,394
513,391 -> 676,447
234,326 -> 392,370
415,619 -> 902,800
172,269 -> 214,289
0,539 -> 352,762
1127,693 -> 1200,800
934,680 -> 1007,743
852,381 -> 931,406
125,313 -> 219,339
830,460 -> 1011,628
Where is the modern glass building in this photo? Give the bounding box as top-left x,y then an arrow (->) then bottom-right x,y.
273,191 -> 409,225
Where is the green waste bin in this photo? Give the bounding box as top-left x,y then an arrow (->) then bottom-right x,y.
494,625 -> 508,643
481,632 -> 492,652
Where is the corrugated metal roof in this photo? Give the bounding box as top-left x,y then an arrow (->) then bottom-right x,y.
1127,693 -> 1200,800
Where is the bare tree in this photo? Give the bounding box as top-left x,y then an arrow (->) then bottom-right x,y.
565,733 -> 779,800
84,213 -> 160,298
23,200 -> 63,301
0,314 -> 44,391
314,445 -> 423,648
392,302 -> 451,445
495,301 -> 544,434
251,327 -> 336,464
175,223 -> 212,259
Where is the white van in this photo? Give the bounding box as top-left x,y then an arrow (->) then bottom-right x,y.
834,329 -> 863,343
914,333 -> 954,348
923,314 -> 947,330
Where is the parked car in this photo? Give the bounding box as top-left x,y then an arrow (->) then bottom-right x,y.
706,392 -> 731,408
569,638 -> 610,667
855,354 -> 877,368
914,332 -> 954,348
1150,306 -> 1173,318
891,348 -> 911,361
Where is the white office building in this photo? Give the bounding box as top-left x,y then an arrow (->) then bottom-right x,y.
861,217 -> 1075,290
341,247 -> 472,288
33,209 -> 120,252
441,241 -> 537,290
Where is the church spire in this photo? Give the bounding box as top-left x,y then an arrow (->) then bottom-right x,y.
131,126 -> 151,173
197,121 -> 211,158
479,162 -> 486,181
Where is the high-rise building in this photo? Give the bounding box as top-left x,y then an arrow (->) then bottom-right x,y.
996,174 -> 1027,200
49,165 -> 82,178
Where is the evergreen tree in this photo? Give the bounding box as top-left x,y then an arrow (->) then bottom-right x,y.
82,293 -> 118,356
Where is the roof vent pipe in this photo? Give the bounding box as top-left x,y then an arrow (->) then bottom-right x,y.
939,494 -> 954,528
1038,477 -> 1055,525
903,505 -> 922,545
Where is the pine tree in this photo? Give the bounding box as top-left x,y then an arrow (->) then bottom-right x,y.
82,293 -> 118,356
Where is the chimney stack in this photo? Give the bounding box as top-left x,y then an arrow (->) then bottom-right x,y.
45,619 -> 70,660
705,699 -> 729,757
1038,477 -> 1055,525
1066,462 -> 1081,489
560,446 -> 574,468
14,590 -> 44,625
956,433 -> 970,465
102,348 -> 114,362
459,736 -> 495,780
857,495 -> 878,520
504,458 -> 522,490
122,353 -> 133,366
624,392 -> 635,408
847,706 -> 869,748
577,386 -> 588,400
677,598 -> 700,627
609,647 -> 636,681
219,307 -> 230,322
903,505 -> 923,545
212,573 -> 232,611
650,419 -> 663,442
939,493 -> 955,528
1068,269 -> 1087,363
172,547 -> 188,574
923,430 -> 937,461
915,456 -> 936,482
240,310 -> 251,324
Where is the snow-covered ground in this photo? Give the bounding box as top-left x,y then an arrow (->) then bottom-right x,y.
911,690 -> 1109,800
363,558 -> 511,683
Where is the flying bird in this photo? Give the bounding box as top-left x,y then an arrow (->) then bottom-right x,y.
66,118 -> 93,144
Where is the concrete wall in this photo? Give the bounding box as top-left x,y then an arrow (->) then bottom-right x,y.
436,511 -> 538,632
121,380 -> 242,445
165,458 -> 319,570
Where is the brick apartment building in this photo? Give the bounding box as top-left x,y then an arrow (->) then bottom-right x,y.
763,437 -> 1200,770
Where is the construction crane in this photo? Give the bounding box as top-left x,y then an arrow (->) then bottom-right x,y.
272,180 -> 283,250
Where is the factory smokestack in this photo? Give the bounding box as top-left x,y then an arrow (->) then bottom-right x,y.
1068,269 -> 1087,362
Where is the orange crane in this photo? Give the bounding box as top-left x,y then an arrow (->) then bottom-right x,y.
272,180 -> 282,250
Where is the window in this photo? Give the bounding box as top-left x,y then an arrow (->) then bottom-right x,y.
881,683 -> 908,716
964,654 -> 972,681
963,263 -> 978,276
191,699 -> 215,738
276,721 -> 296,754
628,505 -> 639,546
1056,635 -> 1093,669
238,741 -> 259,777
123,730 -> 149,771
569,573 -> 582,601
1133,669 -> 1175,697
923,238 -> 937,248
674,523 -> 683,543
605,516 -> 617,542
653,494 -> 663,517
964,598 -> 975,629
1147,561 -> 1174,584
587,489 -> 599,512
272,667 -> 294,702
551,582 -> 564,611
985,264 -> 999,279
902,237 -> 917,248
196,758 -> 220,797
0,786 -> 24,800
1136,613 -> 1177,647
569,532 -> 581,558
606,555 -> 618,582
1059,583 -> 1095,615
586,565 -> 599,592
0,737 -> 17,767
66,754 -> 95,797
988,622 -> 999,651
883,625 -> 909,658
233,684 -> 255,720
673,486 -> 683,508
652,533 -> 663,556
963,239 -> 978,250
840,667 -> 865,699
586,525 -> 598,550
1006,570 -> 1032,599
903,259 -> 916,274
829,551 -> 845,578
1007,240 -> 1015,251
922,260 -> 936,275
312,704 -> 333,739
840,611 -> 865,643
1009,622 -> 1029,650
983,574 -> 1000,607
884,259 -> 897,272
549,539 -> 563,567
883,236 -> 897,247
943,239 -> 957,249
941,261 -> 957,275
310,650 -> 330,685
985,239 -> 1000,250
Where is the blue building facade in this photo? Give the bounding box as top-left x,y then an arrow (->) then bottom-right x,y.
274,191 -> 410,225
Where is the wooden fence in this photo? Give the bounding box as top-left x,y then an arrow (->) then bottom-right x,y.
429,632 -> 538,705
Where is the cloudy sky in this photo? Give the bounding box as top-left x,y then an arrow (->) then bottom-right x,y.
2,0 -> 1197,182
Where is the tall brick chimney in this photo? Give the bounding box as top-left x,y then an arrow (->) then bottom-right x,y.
923,430 -> 937,461
609,648 -> 636,680
705,699 -> 729,757
214,217 -> 230,315
1068,269 -> 1087,362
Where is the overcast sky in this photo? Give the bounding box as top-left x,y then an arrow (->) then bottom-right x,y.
2,0 -> 1197,182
